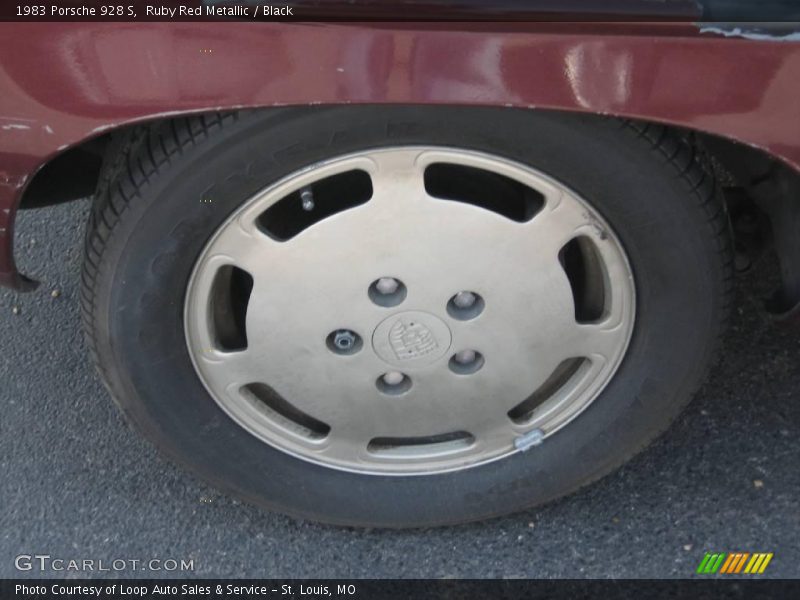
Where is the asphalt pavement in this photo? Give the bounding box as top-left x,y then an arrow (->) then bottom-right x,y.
1,199 -> 799,579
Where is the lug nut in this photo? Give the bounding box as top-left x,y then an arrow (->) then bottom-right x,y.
382,371 -> 405,386
447,291 -> 485,320
327,329 -> 362,355
449,350 -> 484,375
376,372 -> 412,395
454,349 -> 477,364
375,277 -> 400,295
453,291 -> 477,309
368,277 -> 407,307
334,331 -> 355,350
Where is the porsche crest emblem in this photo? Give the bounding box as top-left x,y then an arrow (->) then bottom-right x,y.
388,319 -> 439,361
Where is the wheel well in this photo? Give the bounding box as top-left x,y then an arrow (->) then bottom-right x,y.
17,108 -> 800,318
19,132 -> 112,209
18,110 -> 795,209
689,127 -> 800,319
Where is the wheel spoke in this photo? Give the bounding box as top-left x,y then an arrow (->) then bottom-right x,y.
262,357 -> 381,434
195,347 -> 269,391
556,321 -> 627,366
514,190 -> 608,260
204,218 -> 283,276
362,149 -> 429,209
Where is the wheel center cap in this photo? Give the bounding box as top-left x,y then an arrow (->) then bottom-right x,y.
372,311 -> 452,369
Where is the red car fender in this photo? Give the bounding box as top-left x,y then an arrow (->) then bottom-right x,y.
1,21 -> 799,288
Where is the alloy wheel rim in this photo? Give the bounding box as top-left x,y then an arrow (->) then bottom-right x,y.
185,147 -> 635,475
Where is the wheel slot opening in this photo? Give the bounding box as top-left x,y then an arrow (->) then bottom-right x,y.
508,358 -> 588,424
257,169 -> 373,241
424,163 -> 544,222
559,236 -> 607,323
241,383 -> 331,441
209,265 -> 253,351
367,431 -> 475,458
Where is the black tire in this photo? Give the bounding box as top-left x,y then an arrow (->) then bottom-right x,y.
81,107 -> 732,527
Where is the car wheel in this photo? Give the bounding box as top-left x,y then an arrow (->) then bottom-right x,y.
81,107 -> 732,527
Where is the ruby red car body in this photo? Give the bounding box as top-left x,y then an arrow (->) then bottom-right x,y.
1,20 -> 799,289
